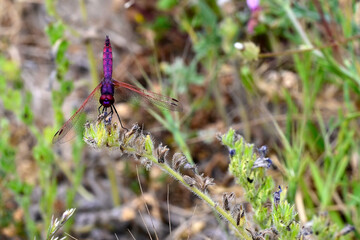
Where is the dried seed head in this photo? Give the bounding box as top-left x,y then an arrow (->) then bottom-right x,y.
172,153 -> 187,171
223,195 -> 230,211
194,174 -> 214,192
47,208 -> 76,239
156,143 -> 169,163
335,225 -> 355,237
125,124 -> 140,138
139,157 -> 152,170
133,136 -> 146,154
183,175 -> 196,187
183,163 -> 198,174
236,211 -> 241,226
231,204 -> 241,218
222,192 -> 235,211
246,228 -> 264,240
230,204 -> 245,226
203,176 -> 215,191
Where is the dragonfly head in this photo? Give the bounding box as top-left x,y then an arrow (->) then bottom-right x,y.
100,94 -> 114,107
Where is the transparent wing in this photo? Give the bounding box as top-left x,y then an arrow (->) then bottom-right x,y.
52,82 -> 102,144
112,80 -> 183,112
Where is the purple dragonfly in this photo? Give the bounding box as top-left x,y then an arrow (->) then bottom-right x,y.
53,36 -> 182,144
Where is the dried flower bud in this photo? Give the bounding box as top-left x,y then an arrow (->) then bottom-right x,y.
246,228 -> 264,239
183,163 -> 198,174
194,174 -> 215,192
223,195 -> 230,211
156,143 -> 169,163
47,208 -> 76,239
222,192 -> 235,211
125,124 -> 140,138
140,157 -> 152,170
133,136 -> 146,155
230,204 -> 245,226
172,153 -> 187,171
335,225 -> 355,237
231,204 -> 241,217
195,174 -> 215,191
183,175 -> 196,187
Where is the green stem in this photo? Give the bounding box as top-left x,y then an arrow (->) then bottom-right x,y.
106,159 -> 121,206
86,42 -> 99,89
79,0 -> 88,21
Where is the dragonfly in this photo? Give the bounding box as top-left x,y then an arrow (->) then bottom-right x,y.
53,36 -> 182,144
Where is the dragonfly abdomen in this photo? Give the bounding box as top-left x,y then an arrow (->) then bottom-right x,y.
103,36 -> 113,79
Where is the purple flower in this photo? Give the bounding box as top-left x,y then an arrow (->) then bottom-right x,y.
247,0 -> 260,11
246,0 -> 261,34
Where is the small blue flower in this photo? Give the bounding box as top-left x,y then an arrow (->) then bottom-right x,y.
265,158 -> 272,168
252,146 -> 272,169
258,145 -> 268,157
273,185 -> 282,207
229,149 -> 236,157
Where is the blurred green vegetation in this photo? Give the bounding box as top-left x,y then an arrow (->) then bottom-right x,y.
0,0 -> 359,239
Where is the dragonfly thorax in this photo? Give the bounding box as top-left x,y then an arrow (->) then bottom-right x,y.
100,94 -> 114,107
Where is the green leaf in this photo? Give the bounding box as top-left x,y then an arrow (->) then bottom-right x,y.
157,0 -> 178,10
45,22 -> 66,45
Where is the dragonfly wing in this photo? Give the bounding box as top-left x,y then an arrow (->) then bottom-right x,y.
112,80 -> 183,112
52,82 -> 102,144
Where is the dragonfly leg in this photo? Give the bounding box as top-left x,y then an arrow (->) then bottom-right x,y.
111,104 -> 128,131
98,105 -> 102,115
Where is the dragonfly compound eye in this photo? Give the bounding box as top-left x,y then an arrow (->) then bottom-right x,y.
100,94 -> 114,107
